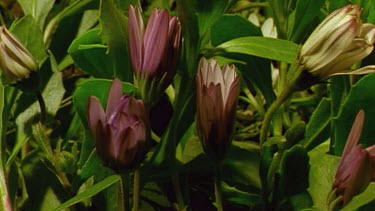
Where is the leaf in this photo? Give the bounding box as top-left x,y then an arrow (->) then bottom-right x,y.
18,0 -> 55,29
300,98 -> 331,151
221,182 -> 262,206
211,15 -> 275,106
343,183 -> 375,210
307,141 -> 339,210
99,0 -> 132,82
333,74 -> 375,155
53,175 -> 120,210
194,0 -> 228,37
211,14 -> 261,46
223,141 -> 261,190
68,28 -> 115,78
216,37 -> 300,63
289,0 -> 325,42
10,15 -> 48,66
21,151 -> 68,210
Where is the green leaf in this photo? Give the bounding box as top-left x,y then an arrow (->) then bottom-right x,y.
18,0 -> 55,29
343,183 -> 375,210
300,98 -> 331,151
99,0 -> 132,82
53,175 -> 120,210
10,15 -> 48,66
223,141 -> 261,190
194,0 -> 228,37
216,37 -> 300,63
333,74 -> 375,155
211,14 -> 261,46
308,141 -> 339,210
68,28 -> 115,78
277,145 -> 310,198
222,182 -> 262,206
21,151 -> 68,210
289,0 -> 325,42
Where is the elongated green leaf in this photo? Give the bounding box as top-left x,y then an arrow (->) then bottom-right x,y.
216,37 -> 300,63
343,183 -> 375,210
53,175 -> 120,210
289,0 -> 325,42
68,28 -> 114,78
300,98 -> 331,151
18,0 -> 55,29
99,0 -> 132,81
10,15 -> 48,65
308,141 -> 339,210
333,74 -> 375,155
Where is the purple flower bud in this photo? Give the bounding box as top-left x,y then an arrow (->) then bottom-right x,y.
86,78 -> 149,171
196,58 -> 240,161
128,5 -> 181,86
332,110 -> 375,206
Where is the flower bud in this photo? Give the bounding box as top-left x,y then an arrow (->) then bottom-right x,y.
331,110 -> 375,207
128,5 -> 181,104
299,4 -> 375,81
86,78 -> 149,171
0,26 -> 38,84
196,58 -> 240,161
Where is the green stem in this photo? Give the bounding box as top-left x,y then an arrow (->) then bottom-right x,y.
171,170 -> 185,210
214,164 -> 223,211
118,173 -> 130,211
259,84 -> 296,148
133,170 -> 140,211
36,91 -> 46,128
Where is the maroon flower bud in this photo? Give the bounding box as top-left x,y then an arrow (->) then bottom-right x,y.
86,78 -> 149,171
128,5 -> 181,87
331,110 -> 375,207
196,58 -> 240,161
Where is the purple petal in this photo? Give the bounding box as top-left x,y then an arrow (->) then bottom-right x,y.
106,78 -> 123,120
128,5 -> 144,74
341,109 -> 365,158
87,96 -> 106,141
142,9 -> 169,76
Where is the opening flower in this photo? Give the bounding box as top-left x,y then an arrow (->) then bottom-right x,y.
331,109 -> 375,207
86,78 -> 150,171
196,58 -> 240,161
0,26 -> 38,84
299,4 -> 375,81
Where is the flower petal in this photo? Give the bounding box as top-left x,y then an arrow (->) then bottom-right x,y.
106,78 -> 123,120
87,96 -> 106,142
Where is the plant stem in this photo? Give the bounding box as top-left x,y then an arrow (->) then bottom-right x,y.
259,84 -> 296,148
118,173 -> 130,211
214,164 -> 223,211
133,169 -> 140,211
171,170 -> 185,210
36,91 -> 46,127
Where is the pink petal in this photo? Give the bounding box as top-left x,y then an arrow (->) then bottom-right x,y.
128,5 -> 144,74
106,78 -> 123,120
142,9 -> 169,76
341,109 -> 365,158
87,96 -> 106,141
